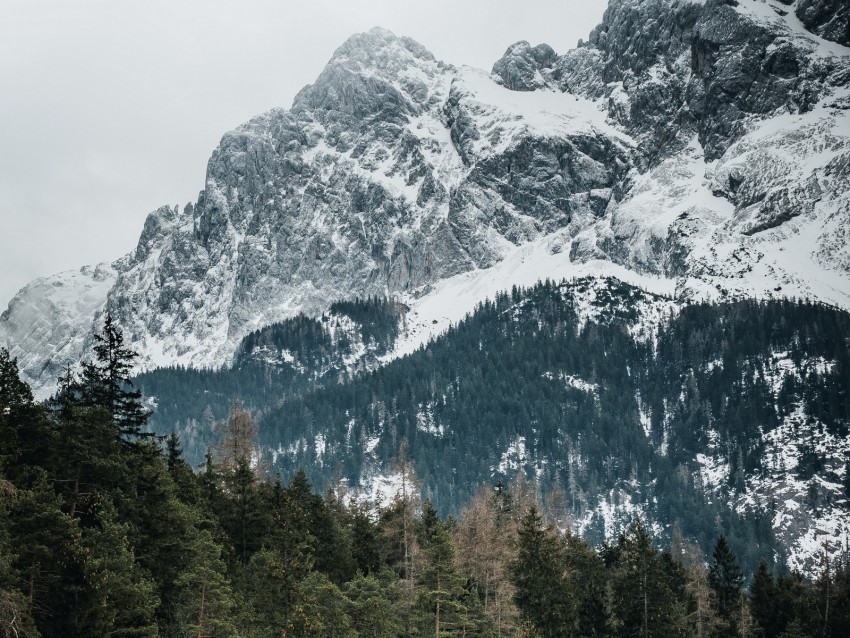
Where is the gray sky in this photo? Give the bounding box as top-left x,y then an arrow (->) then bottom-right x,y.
0,0 -> 608,306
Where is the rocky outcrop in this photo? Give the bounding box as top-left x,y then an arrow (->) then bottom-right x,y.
537,0 -> 849,163
796,0 -> 850,46
491,41 -> 558,91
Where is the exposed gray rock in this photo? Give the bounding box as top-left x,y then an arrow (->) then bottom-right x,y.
491,41 -> 558,91
797,0 -> 850,46
538,0 -> 848,162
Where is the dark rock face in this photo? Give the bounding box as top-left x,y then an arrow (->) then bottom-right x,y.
797,0 -> 850,45
687,0 -> 837,159
528,0 -> 848,162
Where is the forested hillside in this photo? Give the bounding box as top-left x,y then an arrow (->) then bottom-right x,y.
138,278 -> 850,573
1,328 -> 849,637
137,296 -> 408,462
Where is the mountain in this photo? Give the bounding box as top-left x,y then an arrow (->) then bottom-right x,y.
2,0 -> 850,571
2,0 -> 849,397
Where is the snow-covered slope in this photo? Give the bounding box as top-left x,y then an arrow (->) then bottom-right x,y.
2,0 -> 849,398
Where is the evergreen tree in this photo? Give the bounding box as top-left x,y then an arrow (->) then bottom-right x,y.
563,532 -> 610,638
751,560 -> 782,638
8,474 -> 82,637
345,572 -> 401,638
414,519 -> 480,637
348,502 -> 383,575
0,348 -> 33,411
0,349 -> 50,481
117,442 -> 200,632
80,313 -> 151,442
219,457 -> 270,565
285,469 -> 355,584
0,472 -> 38,638
288,571 -> 355,638
75,503 -> 158,637
708,534 -> 744,634
173,529 -> 239,638
511,506 -> 576,638
165,431 -> 201,504
610,518 -> 687,638
245,547 -> 312,636
54,403 -> 122,519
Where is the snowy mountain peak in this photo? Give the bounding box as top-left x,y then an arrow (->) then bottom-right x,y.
294,27 -> 448,117
2,2 -> 850,400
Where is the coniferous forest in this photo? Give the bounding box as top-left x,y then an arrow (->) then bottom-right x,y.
2,308 -> 850,637
137,279 -> 850,577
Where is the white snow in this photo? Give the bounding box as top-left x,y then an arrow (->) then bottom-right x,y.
451,66 -> 633,158
386,231 -> 677,362
495,436 -> 528,475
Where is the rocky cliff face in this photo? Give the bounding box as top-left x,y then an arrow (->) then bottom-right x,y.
2,1 -> 849,396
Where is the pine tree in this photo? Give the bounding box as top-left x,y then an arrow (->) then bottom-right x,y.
173,529 -> 239,638
117,441 -> 200,632
751,560 -> 780,638
0,471 -> 38,638
0,349 -> 49,480
220,457 -> 270,565
288,571 -> 355,638
75,503 -> 159,637
80,314 -> 151,442
165,431 -> 200,504
246,546 -> 313,636
414,519 -> 477,637
8,474 -> 82,636
0,348 -> 33,411
285,469 -> 355,584
345,572 -> 401,638
348,501 -> 382,575
54,401 -> 122,518
510,505 -> 576,638
708,534 -> 744,633
563,532 -> 610,638
610,517 -> 686,638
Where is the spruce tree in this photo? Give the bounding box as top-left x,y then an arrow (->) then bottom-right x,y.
289,571 -> 355,638
511,505 -> 576,638
610,517 -> 686,638
173,529 -> 239,638
751,560 -> 780,638
80,313 -> 151,442
345,572 -> 401,638
0,470 -> 38,638
75,503 -> 159,637
708,535 -> 744,622
9,474 -> 82,636
414,520 -> 476,637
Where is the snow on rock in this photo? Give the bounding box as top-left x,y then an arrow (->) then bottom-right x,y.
0,263 -> 116,397
495,436 -> 529,475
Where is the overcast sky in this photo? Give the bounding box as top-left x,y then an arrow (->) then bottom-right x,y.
0,0 -> 608,306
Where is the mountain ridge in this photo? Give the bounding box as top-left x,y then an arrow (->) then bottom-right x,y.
2,0 -> 849,399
